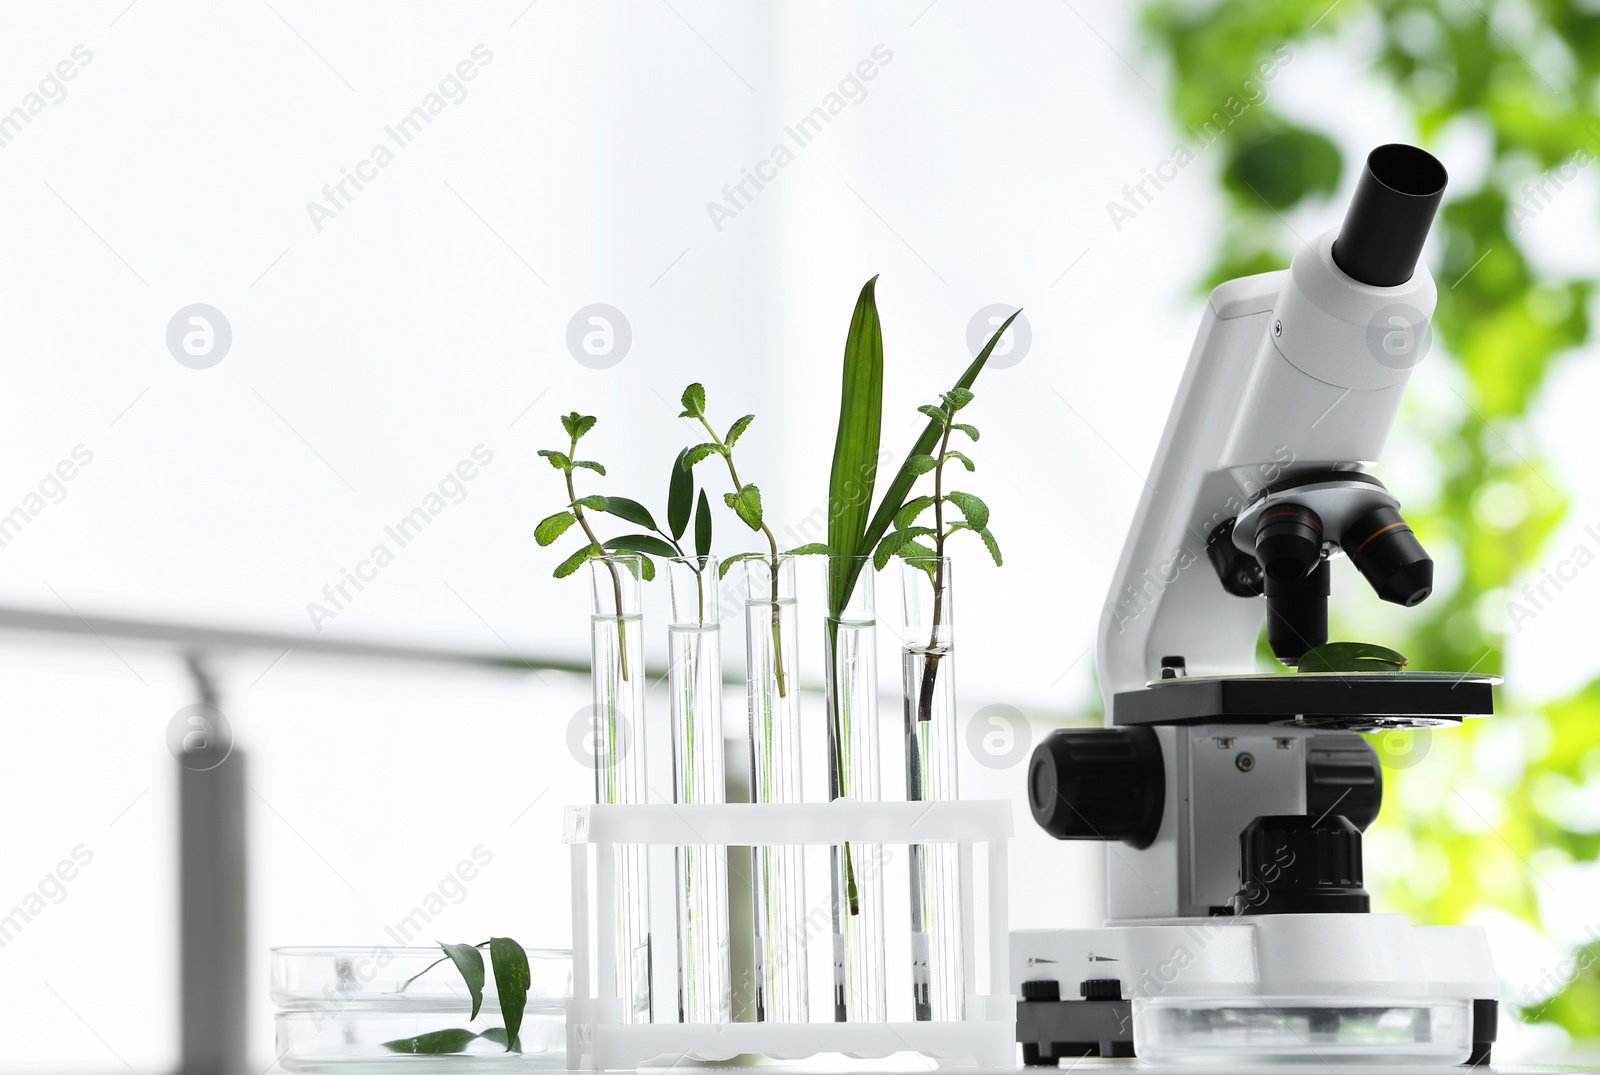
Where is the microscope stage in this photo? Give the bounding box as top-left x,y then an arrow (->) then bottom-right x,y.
1113,672 -> 1498,730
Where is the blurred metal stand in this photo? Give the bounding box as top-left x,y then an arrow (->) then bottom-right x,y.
178,653 -> 247,1075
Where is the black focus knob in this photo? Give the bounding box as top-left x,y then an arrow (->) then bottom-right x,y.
1254,503 -> 1325,581
1306,733 -> 1383,831
1028,727 -> 1164,849
1232,813 -> 1370,915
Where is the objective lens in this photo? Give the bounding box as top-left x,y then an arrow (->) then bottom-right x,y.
1344,505 -> 1433,606
1254,503 -> 1325,582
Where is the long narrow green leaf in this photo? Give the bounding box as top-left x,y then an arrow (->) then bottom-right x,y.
668,448 -> 693,540
827,275 -> 885,616
850,309 -> 1021,601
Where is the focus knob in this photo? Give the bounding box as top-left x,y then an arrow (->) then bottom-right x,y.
1027,727 -> 1164,849
1232,813 -> 1370,915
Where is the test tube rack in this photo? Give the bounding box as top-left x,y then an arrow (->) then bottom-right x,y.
563,798 -> 1015,1070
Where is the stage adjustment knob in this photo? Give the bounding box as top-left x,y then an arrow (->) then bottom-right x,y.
1027,727 -> 1164,849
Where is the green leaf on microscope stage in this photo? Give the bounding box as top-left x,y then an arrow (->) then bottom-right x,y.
488,937 -> 530,1053
1297,642 -> 1408,674
439,942 -> 486,1020
381,1028 -> 480,1054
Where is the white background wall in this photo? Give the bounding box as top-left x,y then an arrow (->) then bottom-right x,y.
0,1 -> 1597,1071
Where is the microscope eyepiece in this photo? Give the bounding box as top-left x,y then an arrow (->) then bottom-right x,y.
1344,504 -> 1434,606
1254,503 -> 1324,581
1332,143 -> 1448,288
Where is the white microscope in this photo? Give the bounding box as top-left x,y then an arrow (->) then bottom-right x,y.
1013,144 -> 1500,1066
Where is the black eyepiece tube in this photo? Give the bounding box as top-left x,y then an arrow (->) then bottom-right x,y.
1332,144 -> 1448,288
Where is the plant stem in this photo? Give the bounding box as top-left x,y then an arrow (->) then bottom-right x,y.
567,445 -> 628,682
697,418 -> 787,698
917,421 -> 953,722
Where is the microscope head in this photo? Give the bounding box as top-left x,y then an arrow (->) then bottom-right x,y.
1097,143 -> 1452,689
1208,144 -> 1449,663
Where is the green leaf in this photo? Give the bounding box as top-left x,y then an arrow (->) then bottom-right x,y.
694,489 -> 713,559
952,423 -> 979,441
906,453 -> 938,476
1297,642 -> 1408,673
553,542 -> 601,579
571,459 -> 606,476
718,551 -> 763,579
726,414 -> 755,448
787,543 -> 835,555
916,404 -> 948,424
561,413 -> 597,441
679,383 -> 706,418
602,496 -> 657,531
873,526 -> 935,571
827,275 -> 885,620
856,308 -> 1018,588
684,442 -> 723,468
479,1027 -> 521,1052
572,494 -> 608,511
605,534 -> 678,558
382,1028 -> 479,1054
894,495 -> 936,530
942,450 -> 975,472
534,511 -> 576,547
944,490 -> 989,530
668,449 -> 693,541
977,527 -> 1002,566
725,485 -> 763,530
488,938 -> 530,1053
439,943 -> 485,1020
941,387 -> 975,411
537,449 -> 571,471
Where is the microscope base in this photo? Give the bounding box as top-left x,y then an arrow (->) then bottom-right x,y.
1012,914 -> 1497,1066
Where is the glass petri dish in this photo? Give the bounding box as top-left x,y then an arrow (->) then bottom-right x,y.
1133,995 -> 1472,1066
271,946 -> 572,1072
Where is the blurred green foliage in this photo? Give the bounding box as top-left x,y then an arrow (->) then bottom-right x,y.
1139,0 -> 1600,1040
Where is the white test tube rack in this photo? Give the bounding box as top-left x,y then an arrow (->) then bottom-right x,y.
563,799 -> 1016,1070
